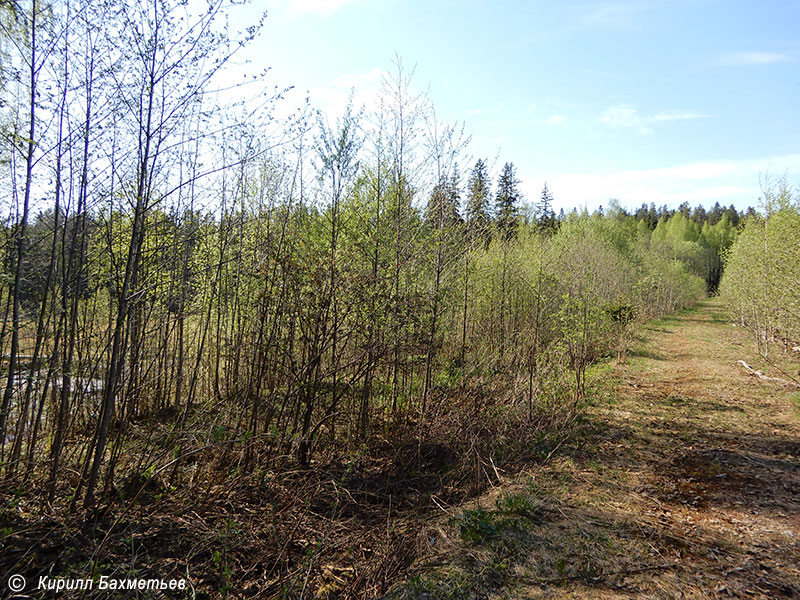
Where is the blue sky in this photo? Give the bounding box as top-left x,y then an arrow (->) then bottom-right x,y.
231,0 -> 800,212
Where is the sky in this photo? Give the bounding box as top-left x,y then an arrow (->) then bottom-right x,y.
228,0 -> 800,213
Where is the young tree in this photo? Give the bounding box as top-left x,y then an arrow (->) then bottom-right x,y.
422,170 -> 461,409
0,0 -> 44,451
381,55 -> 427,414
295,98 -> 362,465
494,162 -> 521,362
457,159 -> 492,366
82,0 -> 266,507
536,182 -> 557,233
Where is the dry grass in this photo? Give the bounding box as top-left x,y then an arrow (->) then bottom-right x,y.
0,379 -> 575,599
3,300 -> 797,598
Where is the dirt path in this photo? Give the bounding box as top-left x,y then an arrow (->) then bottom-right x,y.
551,298 -> 800,598
393,300 -> 800,599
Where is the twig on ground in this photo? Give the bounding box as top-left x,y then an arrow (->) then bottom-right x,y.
736,360 -> 800,388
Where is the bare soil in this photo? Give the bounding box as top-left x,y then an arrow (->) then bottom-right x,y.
390,300 -> 800,599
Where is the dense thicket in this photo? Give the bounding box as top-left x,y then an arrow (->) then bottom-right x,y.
2,3 -> 771,595
0,0 -> 749,545
720,179 -> 800,359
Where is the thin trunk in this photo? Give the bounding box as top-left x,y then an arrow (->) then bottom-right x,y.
460,247 -> 470,367
84,36 -> 158,506
1,0 -> 37,451
499,247 -> 507,364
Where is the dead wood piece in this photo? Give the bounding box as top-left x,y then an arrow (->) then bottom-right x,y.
736,361 -> 800,388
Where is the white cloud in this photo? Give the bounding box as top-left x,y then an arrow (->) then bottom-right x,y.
521,154 -> 800,212
714,51 -> 796,66
599,103 -> 708,135
599,103 -> 653,134
546,115 -> 566,125
651,110 -> 708,122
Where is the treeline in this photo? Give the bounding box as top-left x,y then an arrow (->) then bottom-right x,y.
720,178 -> 800,361
562,201 -> 742,293
630,201 -> 756,230
0,0 -> 734,514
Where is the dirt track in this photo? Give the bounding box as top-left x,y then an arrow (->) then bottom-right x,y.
394,300 -> 800,599
519,300 -> 800,598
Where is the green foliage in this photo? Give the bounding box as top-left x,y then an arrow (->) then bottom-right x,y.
605,302 -> 636,325
0,8 -> 728,522
212,425 -> 227,443
452,509 -> 498,543
425,173 -> 461,231
536,182 -> 557,233
466,158 -> 493,246
720,179 -> 800,353
495,162 -> 521,242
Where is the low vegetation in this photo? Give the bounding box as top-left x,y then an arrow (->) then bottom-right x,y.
720,177 -> 800,373
0,0 -> 790,597
388,301 -> 800,599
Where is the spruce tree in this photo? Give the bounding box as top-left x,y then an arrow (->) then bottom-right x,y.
466,159 -> 492,246
536,182 -> 557,233
495,162 -> 521,242
709,202 -> 723,225
646,203 -> 658,229
426,172 -> 461,230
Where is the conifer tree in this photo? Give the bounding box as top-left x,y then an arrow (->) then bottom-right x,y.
494,162 -> 521,362
536,182 -> 557,233
645,203 -> 658,229
466,158 -> 492,246
495,162 -> 521,242
426,172 -> 461,229
709,202 -> 723,225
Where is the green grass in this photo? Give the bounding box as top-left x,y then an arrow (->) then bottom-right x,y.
451,509 -> 498,544
496,490 -> 543,520
792,393 -> 800,420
